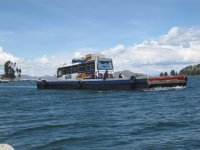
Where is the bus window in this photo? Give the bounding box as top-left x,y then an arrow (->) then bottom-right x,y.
98,61 -> 113,70
83,66 -> 85,71
66,67 -> 71,74
90,64 -> 95,71
79,66 -> 83,72
85,61 -> 95,72
57,68 -> 62,77
79,65 -> 86,73
72,66 -> 78,73
63,68 -> 67,74
86,65 -> 90,71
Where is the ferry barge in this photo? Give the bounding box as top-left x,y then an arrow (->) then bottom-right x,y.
37,54 -> 187,90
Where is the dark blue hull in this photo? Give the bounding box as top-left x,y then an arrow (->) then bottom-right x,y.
37,78 -> 148,90
37,76 -> 187,90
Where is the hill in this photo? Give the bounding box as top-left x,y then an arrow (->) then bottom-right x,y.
179,64 -> 200,76
20,75 -> 56,80
114,70 -> 144,78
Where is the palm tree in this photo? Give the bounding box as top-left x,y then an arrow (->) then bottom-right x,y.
4,61 -> 11,76
18,69 -> 22,77
3,61 -> 22,79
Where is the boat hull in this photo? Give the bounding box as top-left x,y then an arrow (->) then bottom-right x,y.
147,76 -> 187,88
37,80 -> 81,90
37,76 -> 187,90
37,78 -> 148,90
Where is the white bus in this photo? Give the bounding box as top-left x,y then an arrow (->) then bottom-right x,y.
57,55 -> 114,80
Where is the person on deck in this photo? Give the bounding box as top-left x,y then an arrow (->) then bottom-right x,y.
119,73 -> 124,78
104,70 -> 109,79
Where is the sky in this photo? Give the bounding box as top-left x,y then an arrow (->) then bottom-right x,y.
0,0 -> 200,76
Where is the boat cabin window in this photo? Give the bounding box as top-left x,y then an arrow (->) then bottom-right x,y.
98,61 -> 113,70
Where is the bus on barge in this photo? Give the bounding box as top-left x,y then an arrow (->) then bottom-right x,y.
37,54 -> 187,90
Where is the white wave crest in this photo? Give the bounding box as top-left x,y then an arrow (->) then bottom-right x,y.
143,86 -> 186,92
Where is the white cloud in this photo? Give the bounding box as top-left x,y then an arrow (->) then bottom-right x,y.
73,52 -> 82,58
101,26 -> 200,75
17,55 -> 73,76
34,55 -> 50,64
1,26 -> 200,76
158,26 -> 200,47
0,47 -> 20,65
0,47 -> 74,76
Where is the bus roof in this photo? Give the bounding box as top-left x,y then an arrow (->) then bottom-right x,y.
57,57 -> 112,69
58,62 -> 80,69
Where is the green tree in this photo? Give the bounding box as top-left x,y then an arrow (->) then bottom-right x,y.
18,69 -> 22,77
4,61 -> 15,79
195,68 -> 200,75
164,72 -> 168,76
160,72 -> 164,76
170,70 -> 176,76
3,61 -> 22,79
4,61 -> 11,76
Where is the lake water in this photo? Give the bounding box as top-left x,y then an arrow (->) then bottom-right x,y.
0,77 -> 200,150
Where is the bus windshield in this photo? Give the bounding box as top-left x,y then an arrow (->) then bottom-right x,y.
98,61 -> 113,70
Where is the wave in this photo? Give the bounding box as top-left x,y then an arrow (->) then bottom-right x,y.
129,120 -> 188,137
143,86 -> 186,92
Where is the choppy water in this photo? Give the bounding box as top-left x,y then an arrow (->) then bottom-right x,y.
0,77 -> 200,150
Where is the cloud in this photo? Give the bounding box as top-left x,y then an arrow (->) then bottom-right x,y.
34,55 -> 50,64
17,55 -> 73,76
0,47 -> 73,76
1,26 -> 200,76
0,47 -> 20,64
158,26 -> 200,47
101,26 -> 200,75
73,52 -> 82,58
